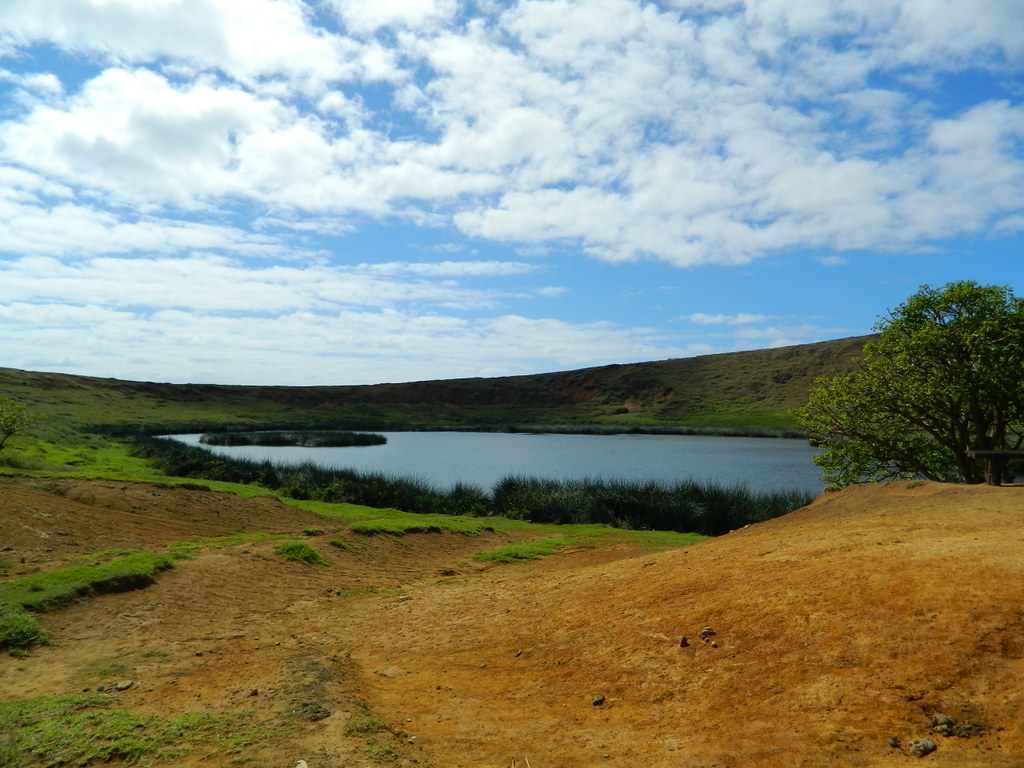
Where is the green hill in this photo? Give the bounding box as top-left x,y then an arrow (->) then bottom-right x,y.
0,335 -> 871,436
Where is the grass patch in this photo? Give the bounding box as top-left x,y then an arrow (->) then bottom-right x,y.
345,715 -> 396,736
0,695 -> 264,768
273,541 -> 327,565
472,536 -> 583,564
327,538 -> 365,553
0,552 -> 175,614
348,515 -> 492,536
165,532 -> 284,560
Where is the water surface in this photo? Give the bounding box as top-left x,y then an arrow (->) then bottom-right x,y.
170,431 -> 823,494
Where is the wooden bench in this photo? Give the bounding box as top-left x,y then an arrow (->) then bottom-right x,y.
969,450 -> 1024,486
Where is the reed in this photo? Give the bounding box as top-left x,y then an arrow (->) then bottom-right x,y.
129,436 -> 813,535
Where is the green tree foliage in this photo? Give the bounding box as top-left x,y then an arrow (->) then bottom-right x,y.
0,397 -> 41,451
797,281 -> 1024,487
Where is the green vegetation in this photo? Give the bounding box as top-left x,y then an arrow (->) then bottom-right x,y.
0,553 -> 175,653
165,532 -> 284,559
797,282 -> 1024,487
126,437 -> 813,535
345,715 -> 399,736
0,336 -> 867,449
0,695 -> 262,768
0,553 -> 175,614
348,515 -> 493,536
472,537 -> 582,563
274,541 -> 328,565
200,430 -> 387,447
491,475 -> 813,536
0,397 -> 43,452
327,538 -> 365,553
0,611 -> 49,653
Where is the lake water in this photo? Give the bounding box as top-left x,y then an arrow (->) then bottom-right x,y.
169,431 -> 824,494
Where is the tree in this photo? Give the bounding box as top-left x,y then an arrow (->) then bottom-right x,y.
796,281 -> 1024,487
0,397 -> 42,451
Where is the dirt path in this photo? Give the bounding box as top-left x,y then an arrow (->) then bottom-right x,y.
2,478 -> 1023,767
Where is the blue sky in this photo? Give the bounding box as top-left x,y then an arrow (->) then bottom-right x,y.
0,0 -> 1022,385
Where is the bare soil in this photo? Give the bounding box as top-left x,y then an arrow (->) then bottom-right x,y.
2,477 -> 1023,767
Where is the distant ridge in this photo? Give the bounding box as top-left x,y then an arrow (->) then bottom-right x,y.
0,335 -> 873,431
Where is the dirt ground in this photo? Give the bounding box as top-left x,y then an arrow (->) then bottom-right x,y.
2,477 -> 1023,767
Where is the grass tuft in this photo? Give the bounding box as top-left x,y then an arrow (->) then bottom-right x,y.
273,541 -> 328,565
0,610 -> 49,653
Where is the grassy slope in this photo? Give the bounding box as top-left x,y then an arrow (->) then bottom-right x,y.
0,335 -> 871,438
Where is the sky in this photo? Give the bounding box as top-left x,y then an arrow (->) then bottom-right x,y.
0,0 -> 1022,386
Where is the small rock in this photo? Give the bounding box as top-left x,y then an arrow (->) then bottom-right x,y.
698,627 -> 717,642
931,713 -> 956,736
710,641 -> 719,648
887,736 -> 901,749
115,680 -> 134,691
907,737 -> 937,757
592,695 -> 605,706
374,665 -> 407,678
679,636 -> 689,647
249,688 -> 259,696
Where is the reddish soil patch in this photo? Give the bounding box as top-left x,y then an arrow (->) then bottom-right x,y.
2,478 -> 1023,767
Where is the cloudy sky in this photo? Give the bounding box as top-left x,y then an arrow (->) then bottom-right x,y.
1,0 -> 1022,385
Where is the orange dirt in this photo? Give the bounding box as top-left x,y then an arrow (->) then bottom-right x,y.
2,477 -> 1023,767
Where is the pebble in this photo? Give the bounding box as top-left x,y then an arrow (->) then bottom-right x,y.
592,695 -> 605,706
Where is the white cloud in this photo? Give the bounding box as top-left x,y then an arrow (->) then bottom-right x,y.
367,261 -> 538,278
0,0 -> 1021,386
819,255 -> 848,266
0,299 -> 697,385
0,0 -> 395,91
329,0 -> 458,34
0,254 -> 531,313
2,0 -> 1021,267
685,312 -> 769,325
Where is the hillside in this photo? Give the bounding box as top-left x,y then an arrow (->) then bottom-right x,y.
0,335 -> 871,433
1,478 -> 1021,767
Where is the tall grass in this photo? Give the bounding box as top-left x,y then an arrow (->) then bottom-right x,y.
491,475 -> 812,535
129,436 -> 813,536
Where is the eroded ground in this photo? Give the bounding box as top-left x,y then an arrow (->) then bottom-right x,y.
2,478 -> 1023,767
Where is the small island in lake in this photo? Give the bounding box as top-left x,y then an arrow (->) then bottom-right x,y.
199,430 -> 387,448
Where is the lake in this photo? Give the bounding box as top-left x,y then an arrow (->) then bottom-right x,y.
169,431 -> 824,494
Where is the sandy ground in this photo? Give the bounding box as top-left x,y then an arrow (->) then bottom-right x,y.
2,477 -> 1023,767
